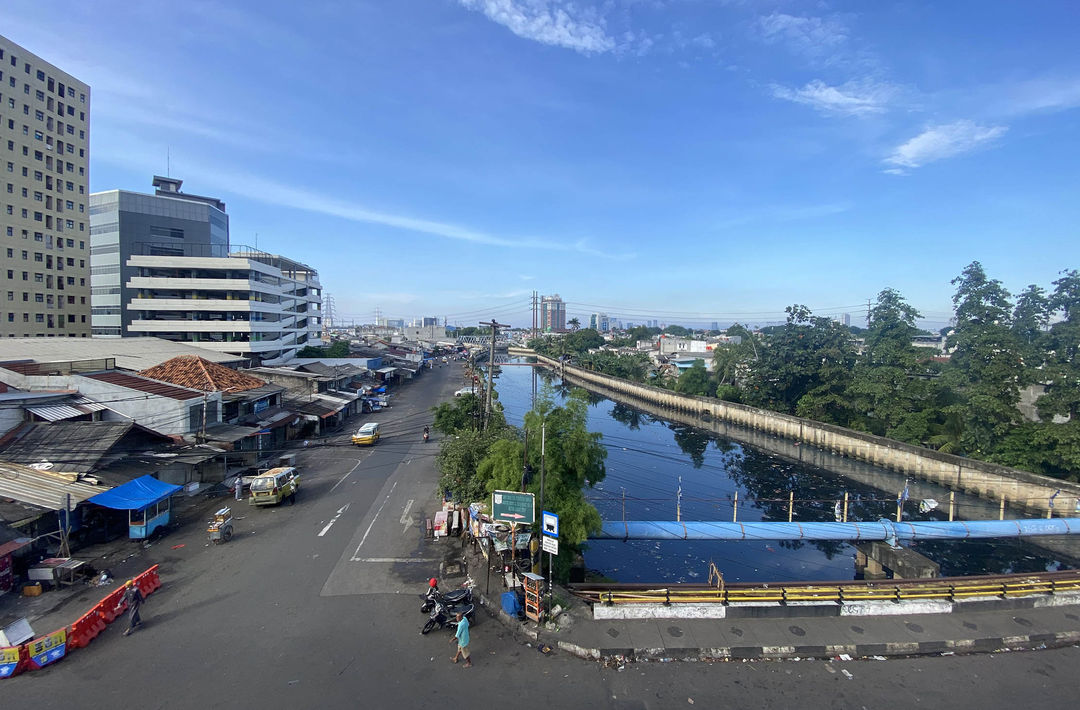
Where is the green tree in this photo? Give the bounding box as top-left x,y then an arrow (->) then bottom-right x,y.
437,427 -> 515,503
296,345 -> 327,357
475,391 -> 606,581
432,393 -> 485,434
744,305 -> 856,423
1039,269 -> 1080,421
944,261 -> 1024,456
563,328 -> 604,354
845,288 -> 933,442
663,325 -> 690,337
675,359 -> 712,396
326,340 -> 350,357
1012,284 -> 1052,371
568,317 -> 580,331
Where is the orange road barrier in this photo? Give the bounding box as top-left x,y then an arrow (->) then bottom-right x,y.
98,587 -> 127,623
23,628 -> 67,670
1,644 -> 27,678
1,564 -> 164,677
67,607 -> 107,649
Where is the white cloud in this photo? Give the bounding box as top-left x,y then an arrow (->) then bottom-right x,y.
997,77 -> 1080,115
457,0 -> 616,54
756,13 -> 848,59
884,121 -> 1008,171
771,79 -> 894,117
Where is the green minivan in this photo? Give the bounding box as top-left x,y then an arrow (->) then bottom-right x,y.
248,467 -> 300,506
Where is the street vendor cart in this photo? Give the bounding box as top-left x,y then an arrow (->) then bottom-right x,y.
207,507 -> 234,544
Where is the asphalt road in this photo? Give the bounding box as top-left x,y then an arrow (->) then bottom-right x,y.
3,361 -> 1078,708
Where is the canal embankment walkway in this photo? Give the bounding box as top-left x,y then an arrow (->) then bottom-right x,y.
462,556 -> 1080,662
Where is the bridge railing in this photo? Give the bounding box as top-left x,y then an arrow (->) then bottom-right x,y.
569,569 -> 1080,606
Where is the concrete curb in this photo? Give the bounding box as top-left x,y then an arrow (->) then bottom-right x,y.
476,588 -> 1080,663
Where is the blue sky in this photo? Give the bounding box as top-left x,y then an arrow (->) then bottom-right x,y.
3,1 -> 1078,330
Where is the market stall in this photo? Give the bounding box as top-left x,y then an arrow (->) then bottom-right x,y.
87,475 -> 183,539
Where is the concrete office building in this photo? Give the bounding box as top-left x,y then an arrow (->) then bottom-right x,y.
0,35 -> 91,337
90,176 -> 228,337
90,176 -> 322,365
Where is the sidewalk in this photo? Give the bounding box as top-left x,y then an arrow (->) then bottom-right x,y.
453,545 -> 1080,663
0,482 -> 230,638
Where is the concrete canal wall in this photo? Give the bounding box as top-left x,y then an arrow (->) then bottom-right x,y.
515,349 -> 1080,516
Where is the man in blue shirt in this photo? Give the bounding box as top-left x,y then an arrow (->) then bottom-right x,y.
450,612 -> 472,668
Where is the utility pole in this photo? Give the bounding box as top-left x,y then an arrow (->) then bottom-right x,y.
481,319 -> 509,429
866,298 -> 873,328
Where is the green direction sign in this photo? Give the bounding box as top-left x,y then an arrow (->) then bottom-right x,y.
492,490 -> 535,525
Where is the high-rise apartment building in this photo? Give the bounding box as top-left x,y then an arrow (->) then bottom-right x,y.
540,294 -> 566,332
589,312 -> 609,332
0,35 -> 91,337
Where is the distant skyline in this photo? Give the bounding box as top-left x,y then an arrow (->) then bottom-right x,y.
3,1 -> 1078,331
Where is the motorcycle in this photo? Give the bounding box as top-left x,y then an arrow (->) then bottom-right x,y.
420,581 -> 473,613
421,598 -> 474,635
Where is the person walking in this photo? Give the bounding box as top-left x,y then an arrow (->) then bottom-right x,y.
118,580 -> 145,636
450,612 -> 471,668
234,475 -> 243,501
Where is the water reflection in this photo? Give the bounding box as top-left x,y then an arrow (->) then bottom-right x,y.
493,361 -> 1070,583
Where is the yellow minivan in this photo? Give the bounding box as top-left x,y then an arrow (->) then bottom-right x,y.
248,467 -> 300,506
351,422 -> 380,446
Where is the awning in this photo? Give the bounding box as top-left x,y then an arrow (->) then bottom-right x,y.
376,367 -> 397,375
202,423 -> 260,443
25,396 -> 108,422
87,475 -> 182,511
298,400 -> 337,420
0,461 -> 108,511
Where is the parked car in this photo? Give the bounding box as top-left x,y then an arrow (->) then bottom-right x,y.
351,422 -> 380,446
248,467 -> 300,506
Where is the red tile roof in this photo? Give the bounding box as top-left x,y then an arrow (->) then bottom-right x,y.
137,355 -> 266,393
83,371 -> 204,400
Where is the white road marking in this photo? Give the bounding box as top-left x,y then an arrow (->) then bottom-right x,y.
317,503 -> 350,537
400,499 -> 415,534
331,458 -> 365,492
349,480 -> 398,560
352,557 -> 438,564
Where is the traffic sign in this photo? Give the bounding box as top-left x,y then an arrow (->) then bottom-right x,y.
542,535 -> 558,555
492,490 -> 535,525
542,511 -> 559,538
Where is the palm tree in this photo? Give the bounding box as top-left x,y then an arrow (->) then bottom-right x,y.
568,317 -> 580,332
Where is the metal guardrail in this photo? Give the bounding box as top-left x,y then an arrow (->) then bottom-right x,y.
569,570 -> 1080,606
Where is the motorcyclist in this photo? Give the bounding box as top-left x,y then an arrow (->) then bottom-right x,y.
423,426 -> 430,442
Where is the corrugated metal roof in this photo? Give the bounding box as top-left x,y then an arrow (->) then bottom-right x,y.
83,371 -> 204,400
297,400 -> 337,418
0,337 -> 243,371
25,396 -> 108,422
0,461 -> 112,510
0,422 -> 173,473
203,424 -> 259,443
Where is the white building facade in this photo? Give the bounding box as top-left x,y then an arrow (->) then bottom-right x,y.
125,251 -> 321,365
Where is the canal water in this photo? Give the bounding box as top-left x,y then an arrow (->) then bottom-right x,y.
493,360 -> 1071,584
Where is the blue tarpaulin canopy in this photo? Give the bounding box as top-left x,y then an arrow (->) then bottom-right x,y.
87,475 -> 183,511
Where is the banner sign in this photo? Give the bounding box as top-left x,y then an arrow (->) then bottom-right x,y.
0,646 -> 20,678
492,490 -> 535,525
27,629 -> 66,668
542,535 -> 558,555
